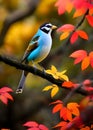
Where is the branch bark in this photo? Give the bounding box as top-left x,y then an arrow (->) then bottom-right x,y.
0,54 -> 91,96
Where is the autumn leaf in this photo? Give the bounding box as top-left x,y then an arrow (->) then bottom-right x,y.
73,8 -> 86,18
51,85 -> 59,97
23,121 -> 38,127
42,86 -> 53,91
54,121 -> 68,128
46,65 -> 58,79
46,66 -> 69,81
70,31 -> 78,44
89,51 -> 93,67
50,100 -> 62,105
70,50 -> 87,64
60,107 -> 68,120
55,0 -> 73,15
81,56 -> 90,70
80,126 -> 90,130
67,103 -> 80,116
86,15 -> 93,27
0,87 -> 13,105
77,30 -> 88,40
60,32 -> 70,40
57,24 -> 75,32
23,121 -> 49,130
0,95 -> 8,105
52,103 -> 63,113
62,81 -> 74,88
39,124 -> 49,130
43,84 -> 59,98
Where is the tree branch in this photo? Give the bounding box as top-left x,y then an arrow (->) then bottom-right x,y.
0,54 -> 91,96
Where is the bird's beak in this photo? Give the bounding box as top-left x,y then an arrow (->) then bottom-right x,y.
52,25 -> 57,29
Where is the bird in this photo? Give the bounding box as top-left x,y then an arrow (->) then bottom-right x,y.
16,23 -> 57,93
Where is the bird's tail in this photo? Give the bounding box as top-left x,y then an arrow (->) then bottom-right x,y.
16,71 -> 28,94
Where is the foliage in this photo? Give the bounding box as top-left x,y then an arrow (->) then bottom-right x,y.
0,86 -> 13,104
1,0 -> 93,130
23,121 -> 49,130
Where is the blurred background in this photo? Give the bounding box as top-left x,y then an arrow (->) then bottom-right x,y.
0,0 -> 93,129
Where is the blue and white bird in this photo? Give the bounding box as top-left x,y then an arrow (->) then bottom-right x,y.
16,23 -> 57,93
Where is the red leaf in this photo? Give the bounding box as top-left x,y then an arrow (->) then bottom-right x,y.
70,32 -> 78,44
86,15 -> 93,27
55,0 -> 65,15
77,30 -> 88,40
23,121 -> 38,127
62,81 -> 74,88
28,128 -> 39,130
57,24 -> 75,32
52,103 -> 63,113
60,107 -> 68,120
39,124 -> 49,130
70,50 -> 87,64
89,51 -> 93,67
54,121 -> 67,128
0,95 -> 8,104
2,92 -> 13,101
50,100 -> 62,105
0,87 -> 13,93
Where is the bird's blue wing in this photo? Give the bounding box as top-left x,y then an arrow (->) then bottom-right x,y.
21,35 -> 40,63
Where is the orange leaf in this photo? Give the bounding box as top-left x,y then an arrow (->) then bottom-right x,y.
62,81 -> 74,88
67,109 -> 72,121
52,103 -> 63,113
50,100 -> 62,105
77,30 -> 88,40
73,8 -> 86,18
89,8 -> 93,15
80,126 -> 90,130
2,92 -> 13,101
57,24 -> 75,32
70,50 -> 87,64
89,51 -> 93,67
86,15 -> 93,27
0,95 -> 8,104
60,107 -> 68,120
54,121 -> 67,128
70,31 -> 78,44
60,32 -> 70,40
81,56 -> 90,70
67,103 -> 80,116
66,1 -> 73,13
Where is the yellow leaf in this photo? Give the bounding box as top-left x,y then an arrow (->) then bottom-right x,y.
51,65 -> 57,72
60,32 -> 70,40
60,74 -> 69,81
43,86 -> 53,91
61,70 -> 67,74
51,85 -> 59,98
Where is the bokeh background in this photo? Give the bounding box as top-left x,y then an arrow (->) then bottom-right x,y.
0,0 -> 93,129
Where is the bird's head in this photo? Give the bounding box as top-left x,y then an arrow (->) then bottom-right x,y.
40,23 -> 57,34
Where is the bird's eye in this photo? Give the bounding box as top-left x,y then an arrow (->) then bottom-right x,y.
46,25 -> 52,28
